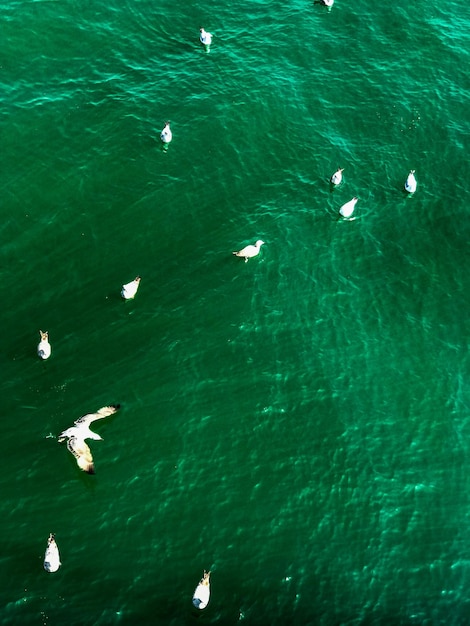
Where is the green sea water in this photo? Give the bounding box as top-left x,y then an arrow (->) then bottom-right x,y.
1,0 -> 470,624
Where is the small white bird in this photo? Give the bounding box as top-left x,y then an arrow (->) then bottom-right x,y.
44,533 -> 61,573
339,197 -> 358,218
121,276 -> 141,300
160,122 -> 172,144
192,570 -> 211,609
199,28 -> 212,48
233,240 -> 265,262
330,168 -> 344,185
37,330 -> 51,360
404,170 -> 417,193
315,0 -> 334,6
58,405 -> 120,474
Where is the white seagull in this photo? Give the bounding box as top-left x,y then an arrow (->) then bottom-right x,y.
330,168 -> 344,185
44,533 -> 61,573
233,240 -> 265,262
339,197 -> 358,219
160,122 -> 172,144
37,330 -> 51,360
199,28 -> 212,48
404,170 -> 417,193
58,405 -> 120,474
192,570 -> 211,609
121,276 -> 141,300
315,0 -> 334,6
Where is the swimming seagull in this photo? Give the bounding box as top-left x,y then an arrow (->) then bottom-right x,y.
404,170 -> 417,193
160,122 -> 172,144
330,168 -> 344,186
192,570 -> 211,609
339,197 -> 358,219
37,330 -> 51,360
58,405 -> 120,474
315,0 -> 334,7
121,276 -> 141,300
233,240 -> 265,262
199,28 -> 212,49
44,533 -> 61,573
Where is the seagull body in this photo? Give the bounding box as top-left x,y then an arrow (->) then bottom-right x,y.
37,330 -> 51,360
339,197 -> 358,218
192,570 -> 211,609
330,168 -> 344,186
58,405 -> 120,474
404,170 -> 417,193
44,533 -> 61,573
160,122 -> 172,144
233,240 -> 265,262
121,276 -> 141,300
199,28 -> 212,47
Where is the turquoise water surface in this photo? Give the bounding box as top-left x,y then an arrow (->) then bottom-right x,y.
1,1 -> 470,624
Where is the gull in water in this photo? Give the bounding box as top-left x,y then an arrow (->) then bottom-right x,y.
315,0 -> 334,7
330,168 -> 344,186
44,533 -> 61,573
37,330 -> 51,360
192,570 -> 211,609
233,240 -> 265,262
404,170 -> 417,193
121,276 -> 141,300
339,197 -> 358,219
160,122 -> 172,144
199,28 -> 212,50
58,405 -> 120,474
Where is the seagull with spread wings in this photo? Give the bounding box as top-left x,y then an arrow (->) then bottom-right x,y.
58,405 -> 120,474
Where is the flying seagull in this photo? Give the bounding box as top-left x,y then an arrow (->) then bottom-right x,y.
58,405 -> 120,474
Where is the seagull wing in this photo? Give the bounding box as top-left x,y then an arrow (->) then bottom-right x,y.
234,244 -> 253,257
67,436 -> 95,474
74,404 -> 120,427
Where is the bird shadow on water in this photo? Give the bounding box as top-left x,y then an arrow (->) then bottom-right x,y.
58,453 -> 99,491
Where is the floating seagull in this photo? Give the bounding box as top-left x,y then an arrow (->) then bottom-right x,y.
199,28 -> 212,49
44,533 -> 61,573
315,0 -> 334,7
37,330 -> 51,360
192,570 -> 211,609
58,405 -> 120,474
121,276 -> 141,300
160,122 -> 172,144
233,240 -> 265,262
404,170 -> 417,193
339,197 -> 358,219
330,168 -> 344,186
